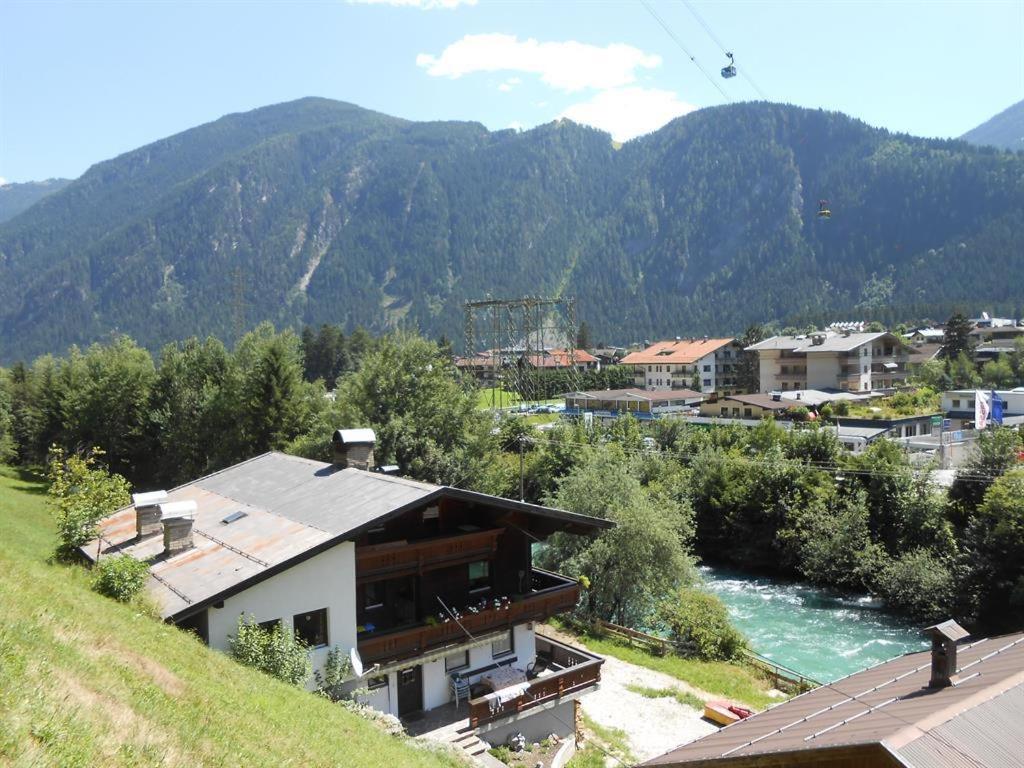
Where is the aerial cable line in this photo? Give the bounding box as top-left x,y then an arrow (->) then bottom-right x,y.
639,0 -> 732,104
678,0 -> 772,101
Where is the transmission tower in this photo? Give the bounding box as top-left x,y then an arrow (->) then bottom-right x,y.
463,296 -> 583,407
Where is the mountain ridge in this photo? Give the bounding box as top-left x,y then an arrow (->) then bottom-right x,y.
1,97 -> 1022,363
961,98 -> 1024,151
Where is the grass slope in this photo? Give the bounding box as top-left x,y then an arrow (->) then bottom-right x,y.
549,620 -> 775,710
0,467 -> 465,768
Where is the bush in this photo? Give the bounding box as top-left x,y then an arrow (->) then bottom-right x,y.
228,616 -> 311,686
657,587 -> 746,661
92,555 -> 150,602
47,446 -> 131,559
875,548 -> 955,621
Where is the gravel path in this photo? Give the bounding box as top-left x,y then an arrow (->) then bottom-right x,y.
577,652 -> 719,764
541,627 -> 719,763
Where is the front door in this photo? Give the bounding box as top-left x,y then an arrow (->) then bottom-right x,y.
397,666 -> 422,716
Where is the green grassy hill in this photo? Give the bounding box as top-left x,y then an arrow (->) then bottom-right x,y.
0,466 -> 465,768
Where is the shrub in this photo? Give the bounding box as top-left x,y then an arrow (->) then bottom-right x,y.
875,548 -> 955,621
91,555 -> 150,602
657,587 -> 746,661
47,446 -> 131,559
832,400 -> 850,416
228,616 -> 311,686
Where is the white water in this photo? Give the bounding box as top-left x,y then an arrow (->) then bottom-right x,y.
700,565 -> 929,683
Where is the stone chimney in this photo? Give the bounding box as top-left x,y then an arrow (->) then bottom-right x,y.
159,501 -> 197,557
922,619 -> 969,688
133,490 -> 168,538
332,428 -> 377,470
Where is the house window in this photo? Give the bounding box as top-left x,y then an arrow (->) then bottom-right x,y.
293,608 -> 328,647
468,561 -> 491,592
491,630 -> 514,658
703,379 -> 711,387
720,407 -> 728,416
445,651 -> 469,672
258,618 -> 281,633
952,399 -> 961,408
703,364 -> 711,372
367,675 -> 388,690
744,408 -> 752,417
365,582 -> 384,610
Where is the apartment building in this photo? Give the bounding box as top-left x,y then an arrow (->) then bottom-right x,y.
620,338 -> 744,395
746,331 -> 909,393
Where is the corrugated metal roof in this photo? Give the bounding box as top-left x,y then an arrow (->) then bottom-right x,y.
644,631 -> 1024,767
893,685 -> 1024,768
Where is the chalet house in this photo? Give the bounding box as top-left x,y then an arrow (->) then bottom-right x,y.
747,331 -> 910,393
83,431 -> 610,750
620,338 -> 744,395
563,388 -> 704,422
645,620 -> 1024,768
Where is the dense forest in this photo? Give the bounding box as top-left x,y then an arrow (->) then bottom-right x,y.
2,327 -> 1023,638
0,178 -> 71,224
2,97 -> 1024,363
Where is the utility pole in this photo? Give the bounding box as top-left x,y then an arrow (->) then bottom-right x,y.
519,435 -> 526,502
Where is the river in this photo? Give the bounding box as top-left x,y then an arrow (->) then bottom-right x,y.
700,565 -> 929,684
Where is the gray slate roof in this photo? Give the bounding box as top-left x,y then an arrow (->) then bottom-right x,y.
748,332 -> 891,353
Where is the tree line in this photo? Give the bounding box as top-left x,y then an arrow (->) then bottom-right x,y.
4,326 -> 1024,641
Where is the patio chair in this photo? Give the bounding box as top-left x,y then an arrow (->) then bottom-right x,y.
449,673 -> 470,709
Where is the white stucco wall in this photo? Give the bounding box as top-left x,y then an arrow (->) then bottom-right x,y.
758,351 -> 778,393
806,354 -> 837,390
205,541 -> 357,685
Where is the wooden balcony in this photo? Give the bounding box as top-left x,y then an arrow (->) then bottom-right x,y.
357,569 -> 580,666
356,528 -> 503,583
468,635 -> 603,728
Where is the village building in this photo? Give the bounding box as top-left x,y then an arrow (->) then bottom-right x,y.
746,331 -> 910,393
82,431 -> 610,755
620,338 -> 745,395
942,388 -> 1024,429
563,388 -> 704,422
645,620 -> 1024,768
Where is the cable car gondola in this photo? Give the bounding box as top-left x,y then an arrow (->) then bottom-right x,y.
720,52 -> 736,79
817,199 -> 832,219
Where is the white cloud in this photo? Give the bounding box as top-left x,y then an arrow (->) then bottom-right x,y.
560,87 -> 697,142
348,0 -> 476,9
0,177 -> 7,187
498,77 -> 521,93
417,34 -> 660,93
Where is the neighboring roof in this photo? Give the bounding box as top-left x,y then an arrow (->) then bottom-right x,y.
85,452 -> 611,621
908,343 -> 944,362
645,630 -> 1024,768
716,394 -> 793,411
747,332 -> 893,354
779,389 -> 877,407
564,388 -> 703,403
454,355 -> 494,368
621,338 -> 735,365
523,348 -> 598,367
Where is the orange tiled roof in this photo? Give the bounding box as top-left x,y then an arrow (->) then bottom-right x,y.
620,338 -> 734,365
523,348 -> 598,368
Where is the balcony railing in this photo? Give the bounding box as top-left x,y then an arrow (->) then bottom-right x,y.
357,569 -> 580,666
468,635 -> 603,727
356,528 -> 503,582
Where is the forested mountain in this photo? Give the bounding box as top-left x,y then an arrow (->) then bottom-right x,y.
2,97 -> 1023,363
961,99 -> 1024,151
0,178 -> 72,224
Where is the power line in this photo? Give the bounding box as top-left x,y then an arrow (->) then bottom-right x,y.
640,0 -> 732,104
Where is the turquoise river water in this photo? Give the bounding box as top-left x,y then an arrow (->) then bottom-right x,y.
700,566 -> 929,683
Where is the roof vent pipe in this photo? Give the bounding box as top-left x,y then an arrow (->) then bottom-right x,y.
133,490 -> 168,538
922,619 -> 969,688
332,428 -> 377,471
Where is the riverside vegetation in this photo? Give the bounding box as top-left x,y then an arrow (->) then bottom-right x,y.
2,327 -> 1024,653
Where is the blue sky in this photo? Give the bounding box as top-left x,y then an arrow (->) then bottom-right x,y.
1,0 -> 1022,183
